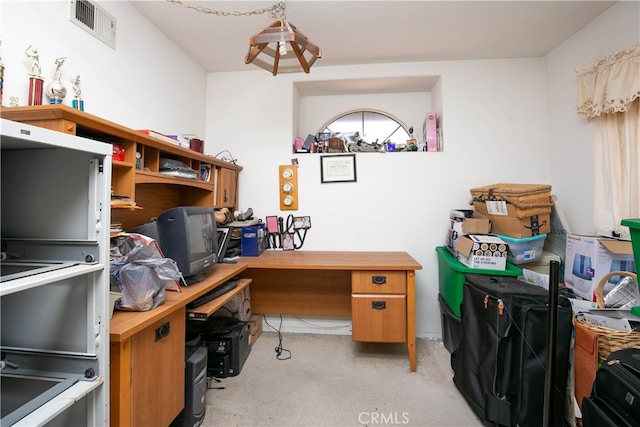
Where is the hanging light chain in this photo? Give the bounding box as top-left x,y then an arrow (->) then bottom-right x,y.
166,0 -> 286,21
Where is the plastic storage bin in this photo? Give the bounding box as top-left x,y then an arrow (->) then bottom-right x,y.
241,224 -> 266,257
436,246 -> 522,318
622,219 -> 640,267
496,234 -> 547,265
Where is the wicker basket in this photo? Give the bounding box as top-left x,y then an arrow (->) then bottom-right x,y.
577,270 -> 640,363
469,183 -> 553,218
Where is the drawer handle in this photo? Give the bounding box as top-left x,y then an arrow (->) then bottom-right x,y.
371,276 -> 387,285
155,321 -> 171,341
371,301 -> 386,310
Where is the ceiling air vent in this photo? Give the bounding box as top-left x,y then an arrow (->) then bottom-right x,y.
70,0 -> 116,49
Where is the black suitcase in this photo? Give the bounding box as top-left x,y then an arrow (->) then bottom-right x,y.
452,274 -> 573,426
582,348 -> 640,427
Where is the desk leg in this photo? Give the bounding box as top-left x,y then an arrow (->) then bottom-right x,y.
110,338 -> 131,427
407,270 -> 416,372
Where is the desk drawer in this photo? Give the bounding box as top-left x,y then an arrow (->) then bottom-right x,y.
351,294 -> 406,343
352,271 -> 406,294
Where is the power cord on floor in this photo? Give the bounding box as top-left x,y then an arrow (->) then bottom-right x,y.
262,314 -> 291,360
206,376 -> 225,390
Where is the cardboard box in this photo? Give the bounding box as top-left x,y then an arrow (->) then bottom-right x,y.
446,210 -> 490,252
474,200 -> 550,238
112,144 -> 125,161
248,314 -> 263,346
456,234 -> 508,270
564,234 -> 636,300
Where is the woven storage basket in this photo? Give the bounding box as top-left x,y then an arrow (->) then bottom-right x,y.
469,183 -> 553,218
577,270 -> 640,363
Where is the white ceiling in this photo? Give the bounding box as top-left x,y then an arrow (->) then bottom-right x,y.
130,0 -> 617,74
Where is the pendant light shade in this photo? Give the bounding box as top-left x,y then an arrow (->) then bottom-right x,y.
246,20 -> 322,76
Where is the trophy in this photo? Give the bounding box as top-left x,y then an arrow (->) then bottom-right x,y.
71,75 -> 84,111
44,57 -> 67,104
25,45 -> 44,105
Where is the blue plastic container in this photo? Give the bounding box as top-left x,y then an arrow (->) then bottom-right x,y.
496,234 -> 547,265
241,224 -> 266,257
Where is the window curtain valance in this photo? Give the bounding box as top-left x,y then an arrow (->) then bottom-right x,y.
576,44 -> 640,119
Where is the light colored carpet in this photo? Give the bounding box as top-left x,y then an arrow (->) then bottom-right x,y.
201,328 -> 482,427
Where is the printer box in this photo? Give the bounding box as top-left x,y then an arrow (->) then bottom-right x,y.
455,234 -> 508,270
446,210 -> 491,252
564,234 -> 636,300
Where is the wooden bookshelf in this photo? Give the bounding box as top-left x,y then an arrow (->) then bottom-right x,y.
1,105 -> 242,230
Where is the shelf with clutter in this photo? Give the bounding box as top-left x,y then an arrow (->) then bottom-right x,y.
0,104 -> 243,231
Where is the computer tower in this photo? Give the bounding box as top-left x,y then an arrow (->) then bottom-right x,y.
172,346 -> 208,427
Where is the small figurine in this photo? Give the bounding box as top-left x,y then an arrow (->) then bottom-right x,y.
10,96 -> 19,107
52,57 -> 66,81
71,75 -> 84,111
24,45 -> 42,78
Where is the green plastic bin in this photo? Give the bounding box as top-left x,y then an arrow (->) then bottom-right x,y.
622,218 -> 640,267
436,246 -> 523,318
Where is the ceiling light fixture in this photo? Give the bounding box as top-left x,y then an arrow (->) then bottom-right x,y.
167,0 -> 321,76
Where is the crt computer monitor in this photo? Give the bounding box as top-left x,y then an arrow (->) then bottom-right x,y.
156,206 -> 218,284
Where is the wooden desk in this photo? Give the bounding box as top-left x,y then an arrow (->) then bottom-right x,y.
109,251 -> 421,425
239,251 -> 422,372
109,262 -> 247,427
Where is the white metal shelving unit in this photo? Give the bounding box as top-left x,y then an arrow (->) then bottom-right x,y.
1,118 -> 111,426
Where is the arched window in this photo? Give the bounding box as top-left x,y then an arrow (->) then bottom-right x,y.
316,109 -> 416,152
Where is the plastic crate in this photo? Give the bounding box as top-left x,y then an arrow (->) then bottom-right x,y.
496,234 -> 547,265
436,246 -> 522,318
622,218 -> 640,268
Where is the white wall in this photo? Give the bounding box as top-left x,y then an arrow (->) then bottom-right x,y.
1,1 -> 207,137
545,1 -> 640,235
207,59 -> 552,337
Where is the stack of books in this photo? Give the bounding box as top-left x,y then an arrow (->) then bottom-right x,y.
110,221 -> 123,236
137,129 -> 190,148
111,196 -> 139,208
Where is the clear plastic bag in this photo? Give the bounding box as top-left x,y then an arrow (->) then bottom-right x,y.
110,235 -> 183,312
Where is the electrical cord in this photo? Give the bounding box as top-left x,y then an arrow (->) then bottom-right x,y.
262,314 -> 291,360
206,376 -> 225,390
213,149 -> 239,168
